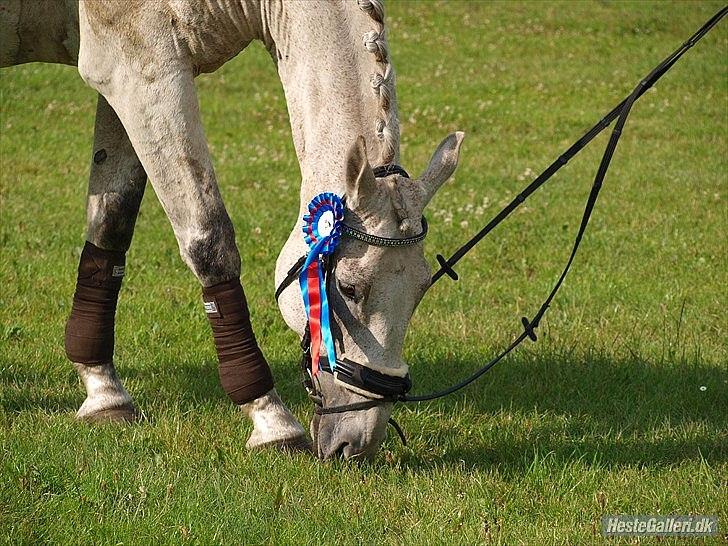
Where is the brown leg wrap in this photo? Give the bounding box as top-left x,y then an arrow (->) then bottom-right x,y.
65,242 -> 125,364
203,278 -> 274,405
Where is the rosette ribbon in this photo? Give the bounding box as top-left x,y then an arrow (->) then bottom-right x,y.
299,192 -> 344,377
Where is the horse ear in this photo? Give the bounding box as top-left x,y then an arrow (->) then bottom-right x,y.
345,136 -> 377,209
419,132 -> 465,207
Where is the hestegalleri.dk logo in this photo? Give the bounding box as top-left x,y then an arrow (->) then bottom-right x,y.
602,515 -> 718,537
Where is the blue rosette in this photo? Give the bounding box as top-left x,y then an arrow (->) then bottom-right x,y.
299,192 -> 344,375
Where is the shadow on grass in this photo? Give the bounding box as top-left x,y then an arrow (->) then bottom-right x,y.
4,351 -> 725,471
175,350 -> 726,472
0,363 -> 80,415
0,356 -> 311,414
391,350 -> 727,471
118,357 -> 313,410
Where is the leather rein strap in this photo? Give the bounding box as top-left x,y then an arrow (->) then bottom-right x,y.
276,7 -> 726,421
432,6 -> 727,286
403,6 -> 727,404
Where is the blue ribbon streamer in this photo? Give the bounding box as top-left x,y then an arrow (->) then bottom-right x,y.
299,193 -> 344,372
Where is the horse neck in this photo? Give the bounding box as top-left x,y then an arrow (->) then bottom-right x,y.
267,0 -> 400,212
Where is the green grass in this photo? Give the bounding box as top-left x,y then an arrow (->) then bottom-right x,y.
1,1 -> 726,544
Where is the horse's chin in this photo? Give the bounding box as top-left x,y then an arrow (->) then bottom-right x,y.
311,403 -> 391,460
311,408 -> 389,460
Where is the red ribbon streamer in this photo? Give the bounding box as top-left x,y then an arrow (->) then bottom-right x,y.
305,261 -> 323,376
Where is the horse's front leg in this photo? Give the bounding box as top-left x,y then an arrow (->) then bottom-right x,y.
66,94 -> 145,423
75,11 -> 308,450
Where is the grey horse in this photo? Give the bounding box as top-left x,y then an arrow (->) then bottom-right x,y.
0,0 -> 463,459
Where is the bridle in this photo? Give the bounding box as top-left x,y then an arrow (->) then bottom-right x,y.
275,7 -> 726,446
275,165 -> 423,442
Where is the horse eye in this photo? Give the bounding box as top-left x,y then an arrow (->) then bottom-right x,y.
337,281 -> 358,302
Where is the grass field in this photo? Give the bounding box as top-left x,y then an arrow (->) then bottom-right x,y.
1,1 -> 726,544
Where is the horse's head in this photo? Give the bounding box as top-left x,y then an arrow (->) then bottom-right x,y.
303,132 -> 464,459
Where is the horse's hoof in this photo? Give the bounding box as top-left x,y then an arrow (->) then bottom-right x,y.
247,434 -> 313,454
77,403 -> 140,424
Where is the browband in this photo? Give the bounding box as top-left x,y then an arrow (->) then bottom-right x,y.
342,217 -> 428,247
274,163 -> 426,302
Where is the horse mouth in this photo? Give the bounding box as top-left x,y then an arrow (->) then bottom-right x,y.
311,410 -> 388,460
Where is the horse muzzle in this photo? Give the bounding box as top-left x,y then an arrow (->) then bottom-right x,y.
311,373 -> 393,460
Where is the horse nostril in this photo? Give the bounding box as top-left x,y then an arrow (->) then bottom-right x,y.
334,441 -> 349,458
330,441 -> 364,459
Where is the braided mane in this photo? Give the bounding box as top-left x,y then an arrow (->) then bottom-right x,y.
358,0 -> 399,165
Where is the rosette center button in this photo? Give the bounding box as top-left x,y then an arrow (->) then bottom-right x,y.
317,210 -> 335,237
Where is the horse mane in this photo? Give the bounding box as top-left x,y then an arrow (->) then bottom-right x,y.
358,0 -> 399,165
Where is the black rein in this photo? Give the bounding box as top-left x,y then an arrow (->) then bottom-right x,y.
403,5 -> 727,404
275,7 -> 726,435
